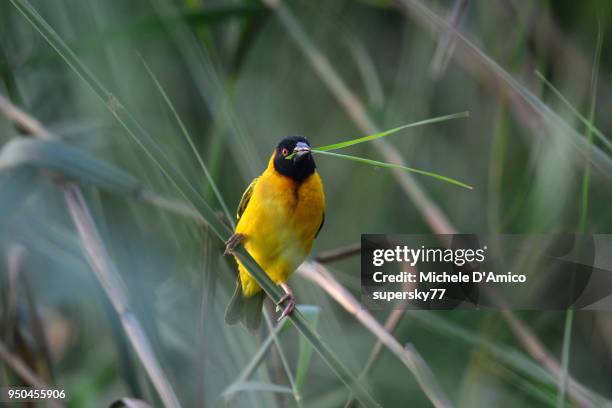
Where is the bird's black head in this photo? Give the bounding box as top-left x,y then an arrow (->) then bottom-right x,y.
273,136 -> 316,182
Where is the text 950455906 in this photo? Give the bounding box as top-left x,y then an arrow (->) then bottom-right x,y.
2,388 -> 67,402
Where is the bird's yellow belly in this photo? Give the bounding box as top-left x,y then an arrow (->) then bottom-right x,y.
235,172 -> 324,297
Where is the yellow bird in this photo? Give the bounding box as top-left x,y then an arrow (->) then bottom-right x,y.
224,136 -> 325,331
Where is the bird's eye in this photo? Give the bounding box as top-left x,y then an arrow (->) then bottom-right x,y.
281,148 -> 289,157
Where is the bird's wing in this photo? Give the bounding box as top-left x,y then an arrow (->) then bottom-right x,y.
237,177 -> 259,221
315,212 -> 325,238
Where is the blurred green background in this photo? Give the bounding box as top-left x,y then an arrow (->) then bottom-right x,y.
1,0 -> 612,407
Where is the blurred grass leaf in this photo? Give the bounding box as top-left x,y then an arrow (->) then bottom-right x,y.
490,361 -> 558,407
412,311 -> 608,406
230,318 -> 289,385
89,4 -> 265,44
535,71 -> 612,154
0,138 -> 140,193
535,70 -> 612,152
312,150 -> 473,190
141,58 -> 233,224
222,381 -> 294,400
295,305 -> 320,393
7,5 -> 265,70
261,312 -> 301,405
0,167 -> 37,228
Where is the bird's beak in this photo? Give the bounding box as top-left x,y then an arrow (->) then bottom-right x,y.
292,142 -> 311,163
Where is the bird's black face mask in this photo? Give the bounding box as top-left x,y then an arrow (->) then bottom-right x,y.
273,136 -> 316,182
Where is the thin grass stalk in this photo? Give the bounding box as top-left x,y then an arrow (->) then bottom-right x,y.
429,0 -> 469,79
141,59 -> 234,226
345,309 -> 405,408
535,71 -> 612,155
0,95 -> 54,140
315,243 -> 361,263
486,103 -> 508,233
297,261 -> 453,408
63,184 -> 181,408
578,21 -> 603,233
557,309 -> 575,408
262,313 -> 303,407
312,111 -> 469,152
224,315 -> 303,406
360,309 -> 405,379
237,322 -> 284,385
7,245 -> 55,386
347,37 -> 385,111
197,227 -> 213,408
10,245 -> 55,383
486,358 -> 558,406
223,320 -> 284,404
5,246 -> 20,344
0,341 -> 64,408
559,22 -> 603,408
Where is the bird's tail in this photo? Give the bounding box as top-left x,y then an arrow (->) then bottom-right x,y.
225,280 -> 264,332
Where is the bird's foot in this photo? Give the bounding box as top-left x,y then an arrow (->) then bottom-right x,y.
224,233 -> 245,255
276,283 -> 295,321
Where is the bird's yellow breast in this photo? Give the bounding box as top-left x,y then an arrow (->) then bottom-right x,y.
234,158 -> 325,297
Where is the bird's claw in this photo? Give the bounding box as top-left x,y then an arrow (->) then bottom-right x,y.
276,292 -> 295,321
224,233 -> 245,255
